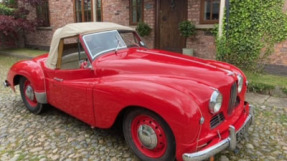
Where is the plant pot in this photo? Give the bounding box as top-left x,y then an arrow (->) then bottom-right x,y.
182,48 -> 193,56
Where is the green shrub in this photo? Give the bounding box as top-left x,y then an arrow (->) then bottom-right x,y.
179,21 -> 195,38
136,22 -> 152,37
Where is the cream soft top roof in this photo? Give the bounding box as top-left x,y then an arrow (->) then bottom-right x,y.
46,22 -> 134,69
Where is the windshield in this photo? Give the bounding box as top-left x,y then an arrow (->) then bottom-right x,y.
82,30 -> 143,60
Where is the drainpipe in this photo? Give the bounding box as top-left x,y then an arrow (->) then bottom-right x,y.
218,0 -> 226,38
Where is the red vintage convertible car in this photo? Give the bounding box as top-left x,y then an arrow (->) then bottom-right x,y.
5,22 -> 253,161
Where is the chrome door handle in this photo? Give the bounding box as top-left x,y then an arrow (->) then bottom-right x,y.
54,77 -> 63,82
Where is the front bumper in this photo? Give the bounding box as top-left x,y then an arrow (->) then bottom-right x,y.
182,105 -> 254,161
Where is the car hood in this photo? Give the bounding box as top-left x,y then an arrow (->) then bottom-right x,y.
94,48 -> 236,90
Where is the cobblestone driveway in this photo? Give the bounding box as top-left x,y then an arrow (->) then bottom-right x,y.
0,56 -> 286,161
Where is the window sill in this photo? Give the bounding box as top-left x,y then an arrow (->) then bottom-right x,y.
195,24 -> 216,30
37,27 -> 53,30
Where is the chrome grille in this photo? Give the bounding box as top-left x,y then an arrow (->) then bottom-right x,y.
210,112 -> 225,129
228,83 -> 238,115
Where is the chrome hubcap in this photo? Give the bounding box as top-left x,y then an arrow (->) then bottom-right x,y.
137,124 -> 158,149
25,85 -> 34,100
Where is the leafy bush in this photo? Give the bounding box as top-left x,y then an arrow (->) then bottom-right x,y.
0,3 -> 15,16
179,21 -> 195,38
136,22 -> 152,37
216,0 -> 287,71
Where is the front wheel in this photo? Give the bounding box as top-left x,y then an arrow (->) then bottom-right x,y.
19,77 -> 44,114
123,109 -> 176,161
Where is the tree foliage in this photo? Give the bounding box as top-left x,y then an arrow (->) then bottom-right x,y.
216,0 -> 287,71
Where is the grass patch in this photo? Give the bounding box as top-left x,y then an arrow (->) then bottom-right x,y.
0,48 -> 47,57
279,114 -> 287,123
0,55 -> 25,67
244,71 -> 287,95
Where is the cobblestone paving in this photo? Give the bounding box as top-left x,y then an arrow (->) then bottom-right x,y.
0,56 -> 286,161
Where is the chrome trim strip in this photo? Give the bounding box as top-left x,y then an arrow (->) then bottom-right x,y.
35,92 -> 47,104
183,111 -> 254,161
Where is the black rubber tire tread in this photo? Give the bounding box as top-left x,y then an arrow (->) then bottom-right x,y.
123,108 -> 176,161
19,77 -> 44,114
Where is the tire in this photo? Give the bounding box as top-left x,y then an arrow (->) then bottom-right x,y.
19,77 -> 44,114
123,109 -> 176,161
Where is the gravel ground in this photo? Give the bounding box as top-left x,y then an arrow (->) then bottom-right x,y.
0,56 -> 286,161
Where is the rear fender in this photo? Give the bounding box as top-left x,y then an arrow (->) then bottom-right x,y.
7,60 -> 47,103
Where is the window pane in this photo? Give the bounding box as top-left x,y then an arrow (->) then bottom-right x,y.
96,0 -> 102,21
84,0 -> 92,22
36,1 -> 50,27
83,31 -> 127,59
137,3 -> 142,22
212,0 -> 220,20
204,0 -> 211,20
76,0 -> 82,22
133,7 -> 137,23
75,0 -> 92,22
130,0 -> 142,24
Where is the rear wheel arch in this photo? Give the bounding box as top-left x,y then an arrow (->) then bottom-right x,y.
13,75 -> 22,86
19,77 -> 45,114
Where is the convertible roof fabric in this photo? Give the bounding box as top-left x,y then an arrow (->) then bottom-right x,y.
46,22 -> 134,69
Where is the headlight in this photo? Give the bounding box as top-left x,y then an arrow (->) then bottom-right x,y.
237,74 -> 243,93
209,90 -> 223,114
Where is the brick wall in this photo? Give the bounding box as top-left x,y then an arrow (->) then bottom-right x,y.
187,0 -> 216,59
268,40 -> 287,65
102,0 -> 129,26
24,0 -> 74,50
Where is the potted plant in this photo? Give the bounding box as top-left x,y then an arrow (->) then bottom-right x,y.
179,20 -> 195,56
136,22 -> 152,37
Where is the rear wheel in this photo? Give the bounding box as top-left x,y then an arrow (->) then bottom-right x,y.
123,109 -> 176,161
19,77 -> 43,114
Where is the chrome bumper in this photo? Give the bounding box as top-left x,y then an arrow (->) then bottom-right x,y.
183,105 -> 254,161
3,80 -> 10,87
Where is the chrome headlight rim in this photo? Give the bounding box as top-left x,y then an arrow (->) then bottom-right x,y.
237,74 -> 243,93
209,90 -> 223,114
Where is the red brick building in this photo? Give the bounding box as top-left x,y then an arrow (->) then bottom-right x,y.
23,0 -> 287,65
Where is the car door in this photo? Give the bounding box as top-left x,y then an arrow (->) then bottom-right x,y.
45,37 -> 97,125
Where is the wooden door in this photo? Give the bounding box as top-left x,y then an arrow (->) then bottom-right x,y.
156,0 -> 187,53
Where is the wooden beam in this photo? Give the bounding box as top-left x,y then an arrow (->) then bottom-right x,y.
56,39 -> 64,69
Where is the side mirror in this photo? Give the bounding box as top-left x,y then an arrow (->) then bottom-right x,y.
140,41 -> 145,47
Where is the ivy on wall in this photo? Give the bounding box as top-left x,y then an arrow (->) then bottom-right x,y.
216,0 -> 287,70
